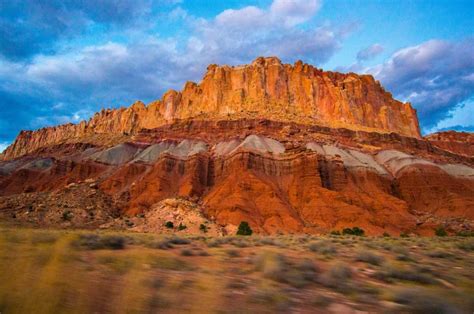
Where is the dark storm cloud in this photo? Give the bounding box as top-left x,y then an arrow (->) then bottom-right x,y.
0,0 -> 152,61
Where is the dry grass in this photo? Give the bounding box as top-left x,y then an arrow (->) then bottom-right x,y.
0,227 -> 472,313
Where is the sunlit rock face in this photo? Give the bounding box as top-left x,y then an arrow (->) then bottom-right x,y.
2,56 -> 421,160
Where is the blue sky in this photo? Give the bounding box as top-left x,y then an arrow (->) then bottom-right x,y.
0,0 -> 473,152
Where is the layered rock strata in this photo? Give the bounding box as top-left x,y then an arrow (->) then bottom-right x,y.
2,57 -> 421,160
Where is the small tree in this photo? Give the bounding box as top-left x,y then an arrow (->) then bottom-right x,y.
178,223 -> 187,231
342,227 -> 365,236
435,227 -> 447,237
199,224 -> 208,233
62,210 -> 73,221
165,221 -> 174,229
352,227 -> 365,236
236,221 -> 253,236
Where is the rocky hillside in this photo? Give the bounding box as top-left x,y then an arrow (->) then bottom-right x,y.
0,57 -> 472,236
2,57 -> 420,160
425,131 -> 474,157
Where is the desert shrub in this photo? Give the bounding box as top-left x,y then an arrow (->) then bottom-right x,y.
149,256 -> 190,271
330,230 -> 341,236
312,295 -> 332,308
373,264 -> 434,284
254,252 -> 318,288
164,221 -> 174,229
426,249 -> 452,259
395,252 -> 413,262
254,252 -> 287,280
178,223 -> 187,231
100,235 -> 126,250
74,234 -> 126,250
199,224 -> 208,233
180,249 -> 194,256
249,287 -> 292,311
30,232 -> 58,244
206,239 -> 222,248
392,287 -> 459,314
320,262 -> 352,292
236,221 -> 253,236
400,232 -> 409,238
226,249 -> 240,258
196,249 -> 210,256
342,227 -> 364,236
168,236 -> 190,245
308,240 -> 337,255
97,255 -> 134,274
148,239 -> 174,250
294,259 -> 319,283
382,232 -> 390,237
456,230 -> 474,237
232,239 -> 249,248
226,278 -> 247,290
258,237 -> 276,246
457,239 -> 474,251
355,250 -> 384,265
435,227 -> 448,237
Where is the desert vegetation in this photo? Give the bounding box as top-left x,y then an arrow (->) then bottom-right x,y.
0,226 -> 473,313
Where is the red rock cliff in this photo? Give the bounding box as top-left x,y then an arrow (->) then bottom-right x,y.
1,57 -> 421,160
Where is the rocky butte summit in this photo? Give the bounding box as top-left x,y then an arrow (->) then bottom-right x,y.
0,57 -> 472,236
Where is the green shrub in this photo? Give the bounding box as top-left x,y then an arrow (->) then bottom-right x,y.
165,221 -> 174,229
400,232 -> 409,238
178,223 -> 187,231
434,227 -> 447,237
62,210 -> 73,221
342,227 -> 364,236
456,230 -> 474,237
382,232 -> 390,237
199,224 -> 208,233
236,221 -> 253,236
330,230 -> 341,236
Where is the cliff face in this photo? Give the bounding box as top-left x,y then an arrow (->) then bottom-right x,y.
426,131 -> 474,157
1,120 -> 473,235
2,57 -> 421,161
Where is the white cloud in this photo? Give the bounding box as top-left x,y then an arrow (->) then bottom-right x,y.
270,0 -> 321,26
357,43 -> 384,61
0,142 -> 10,153
366,38 -> 474,129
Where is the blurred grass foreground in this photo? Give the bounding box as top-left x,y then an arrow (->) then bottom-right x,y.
0,226 -> 473,313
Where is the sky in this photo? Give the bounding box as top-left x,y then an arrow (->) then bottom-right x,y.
0,0 -> 473,152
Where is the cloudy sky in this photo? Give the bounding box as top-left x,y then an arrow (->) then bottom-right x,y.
0,0 -> 473,152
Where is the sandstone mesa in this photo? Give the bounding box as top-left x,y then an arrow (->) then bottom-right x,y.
0,57 -> 472,236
